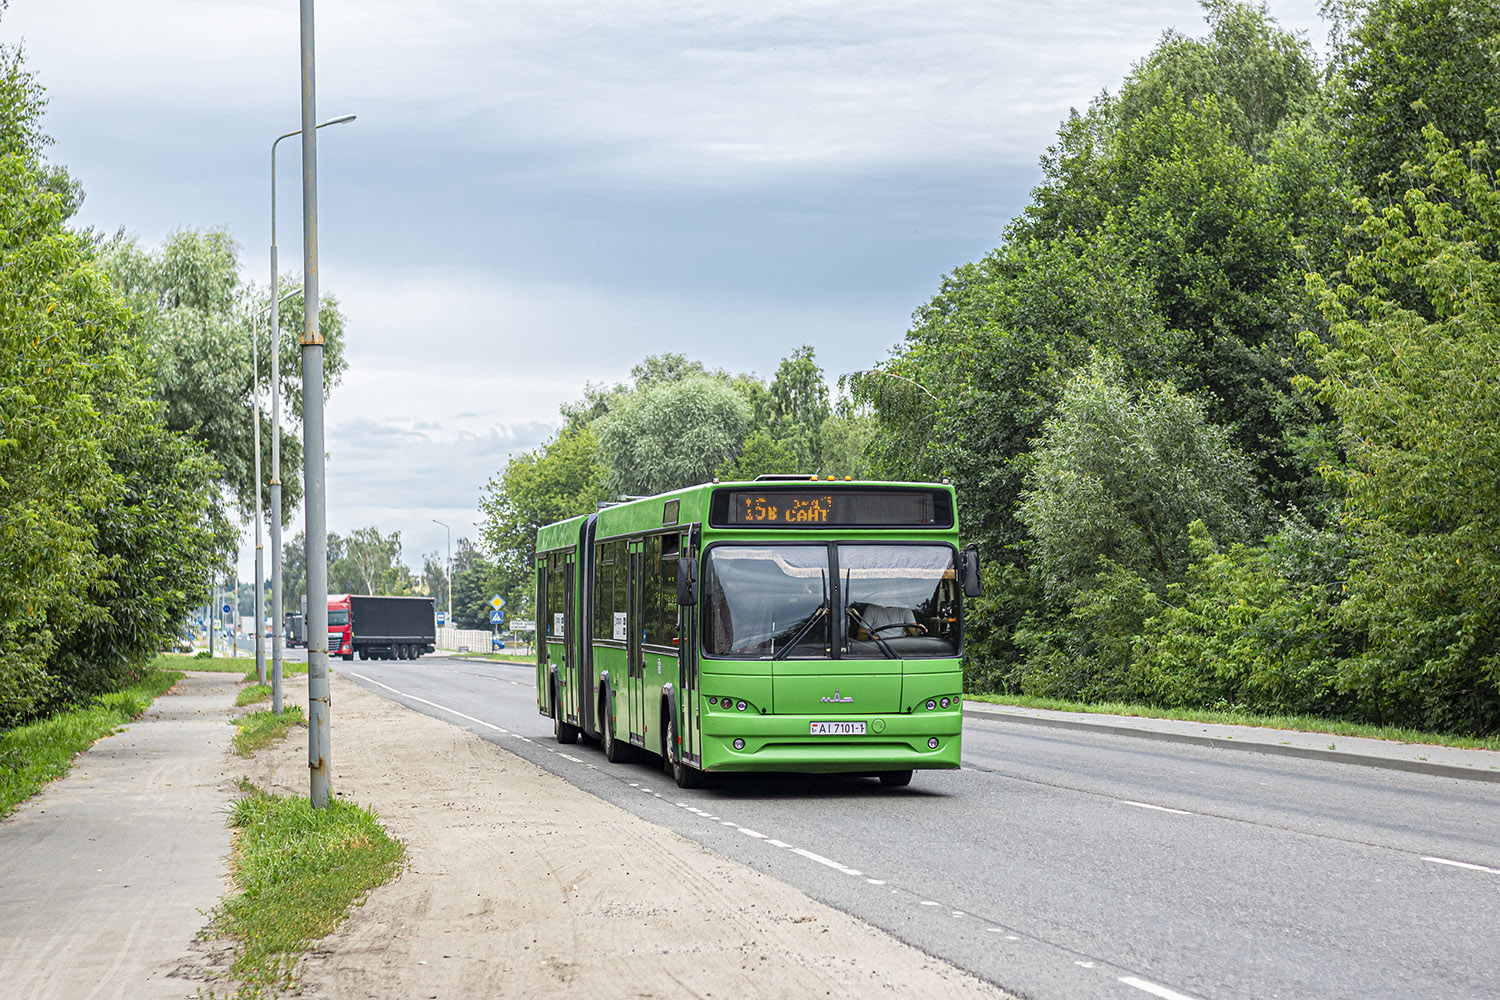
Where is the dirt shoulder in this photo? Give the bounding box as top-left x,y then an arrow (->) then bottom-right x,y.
235,671 -> 1012,999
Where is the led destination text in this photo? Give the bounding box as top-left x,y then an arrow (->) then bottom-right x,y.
740,495 -> 833,524
717,488 -> 947,528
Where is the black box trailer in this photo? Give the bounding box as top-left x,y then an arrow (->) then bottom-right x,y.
329,594 -> 437,661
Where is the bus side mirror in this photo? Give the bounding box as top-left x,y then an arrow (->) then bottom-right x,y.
961,544 -> 982,598
677,556 -> 698,606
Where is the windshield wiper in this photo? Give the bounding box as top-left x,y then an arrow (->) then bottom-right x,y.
846,604 -> 899,659
774,570 -> 828,660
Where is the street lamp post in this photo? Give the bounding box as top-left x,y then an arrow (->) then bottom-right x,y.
299,0 -> 335,808
432,519 -> 451,628
252,311 -> 266,685
268,111 -> 354,718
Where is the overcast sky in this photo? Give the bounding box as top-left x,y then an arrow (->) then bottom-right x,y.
3,0 -> 1327,586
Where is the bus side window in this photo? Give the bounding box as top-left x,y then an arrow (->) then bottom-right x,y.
536,561 -> 548,663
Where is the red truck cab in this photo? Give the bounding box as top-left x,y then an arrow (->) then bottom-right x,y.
328,593 -> 354,658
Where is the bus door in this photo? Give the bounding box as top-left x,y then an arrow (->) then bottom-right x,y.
679,532 -> 702,765
562,553 -> 577,726
627,538 -> 645,745
580,515 -> 598,737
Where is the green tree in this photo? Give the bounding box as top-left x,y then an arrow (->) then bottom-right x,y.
817,400 -> 878,479
1332,0 -> 1500,199
449,540 -> 521,630
0,44 -> 220,722
763,345 -> 831,471
1116,0 -> 1318,158
593,375 -> 751,495
480,423 -> 610,602
100,230 -> 349,525
1019,353 -> 1258,600
280,530 -> 309,614
329,527 -> 411,595
1136,519 -> 1349,714
714,430 -> 798,481
1303,124 -> 1500,733
421,550 -> 448,615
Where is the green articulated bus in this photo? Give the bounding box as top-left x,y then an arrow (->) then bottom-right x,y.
535,476 -> 982,789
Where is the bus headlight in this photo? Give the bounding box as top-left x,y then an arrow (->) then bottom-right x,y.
733,738 -> 745,750
928,738 -> 940,749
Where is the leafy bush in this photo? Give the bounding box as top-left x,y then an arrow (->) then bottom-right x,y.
1137,521 -> 1349,715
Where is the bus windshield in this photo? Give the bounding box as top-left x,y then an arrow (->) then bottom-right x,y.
839,544 -> 959,659
703,543 -> 959,659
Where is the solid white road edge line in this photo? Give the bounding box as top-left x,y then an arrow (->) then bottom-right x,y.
349,671 -> 508,733
1423,856 -> 1500,875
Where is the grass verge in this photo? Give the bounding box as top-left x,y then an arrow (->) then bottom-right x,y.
159,652 -> 243,673
236,684 -> 271,708
0,661 -> 183,819
231,706 -> 305,757
211,781 -> 406,998
239,664 -> 308,683
966,692 -> 1500,752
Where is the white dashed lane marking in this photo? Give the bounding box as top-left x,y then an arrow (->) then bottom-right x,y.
1120,800 -> 1194,816
1119,975 -> 1204,1000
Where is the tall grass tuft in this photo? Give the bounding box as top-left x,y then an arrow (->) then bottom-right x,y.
211,782 -> 405,997
231,707 -> 305,757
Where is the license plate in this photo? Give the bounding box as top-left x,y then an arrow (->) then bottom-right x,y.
810,721 -> 866,736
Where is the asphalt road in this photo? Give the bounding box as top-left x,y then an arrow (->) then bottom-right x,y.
331,654 -> 1500,1000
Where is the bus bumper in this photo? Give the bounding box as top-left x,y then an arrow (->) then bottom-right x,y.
698,708 -> 962,773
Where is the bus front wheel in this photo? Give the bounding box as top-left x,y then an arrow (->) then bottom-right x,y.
553,684 -> 579,744
878,769 -> 913,787
663,714 -> 701,789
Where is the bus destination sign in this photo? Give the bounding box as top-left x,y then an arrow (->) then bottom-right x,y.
715,488 -> 951,528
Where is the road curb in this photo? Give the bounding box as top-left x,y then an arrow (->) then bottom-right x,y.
963,702 -> 1500,785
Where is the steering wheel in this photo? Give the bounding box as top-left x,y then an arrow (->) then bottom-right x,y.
867,622 -> 927,637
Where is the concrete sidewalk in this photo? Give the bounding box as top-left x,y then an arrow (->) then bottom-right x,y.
0,671 -> 241,1000
964,699 -> 1500,782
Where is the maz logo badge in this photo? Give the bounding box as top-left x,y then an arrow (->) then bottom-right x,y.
820,687 -> 854,704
